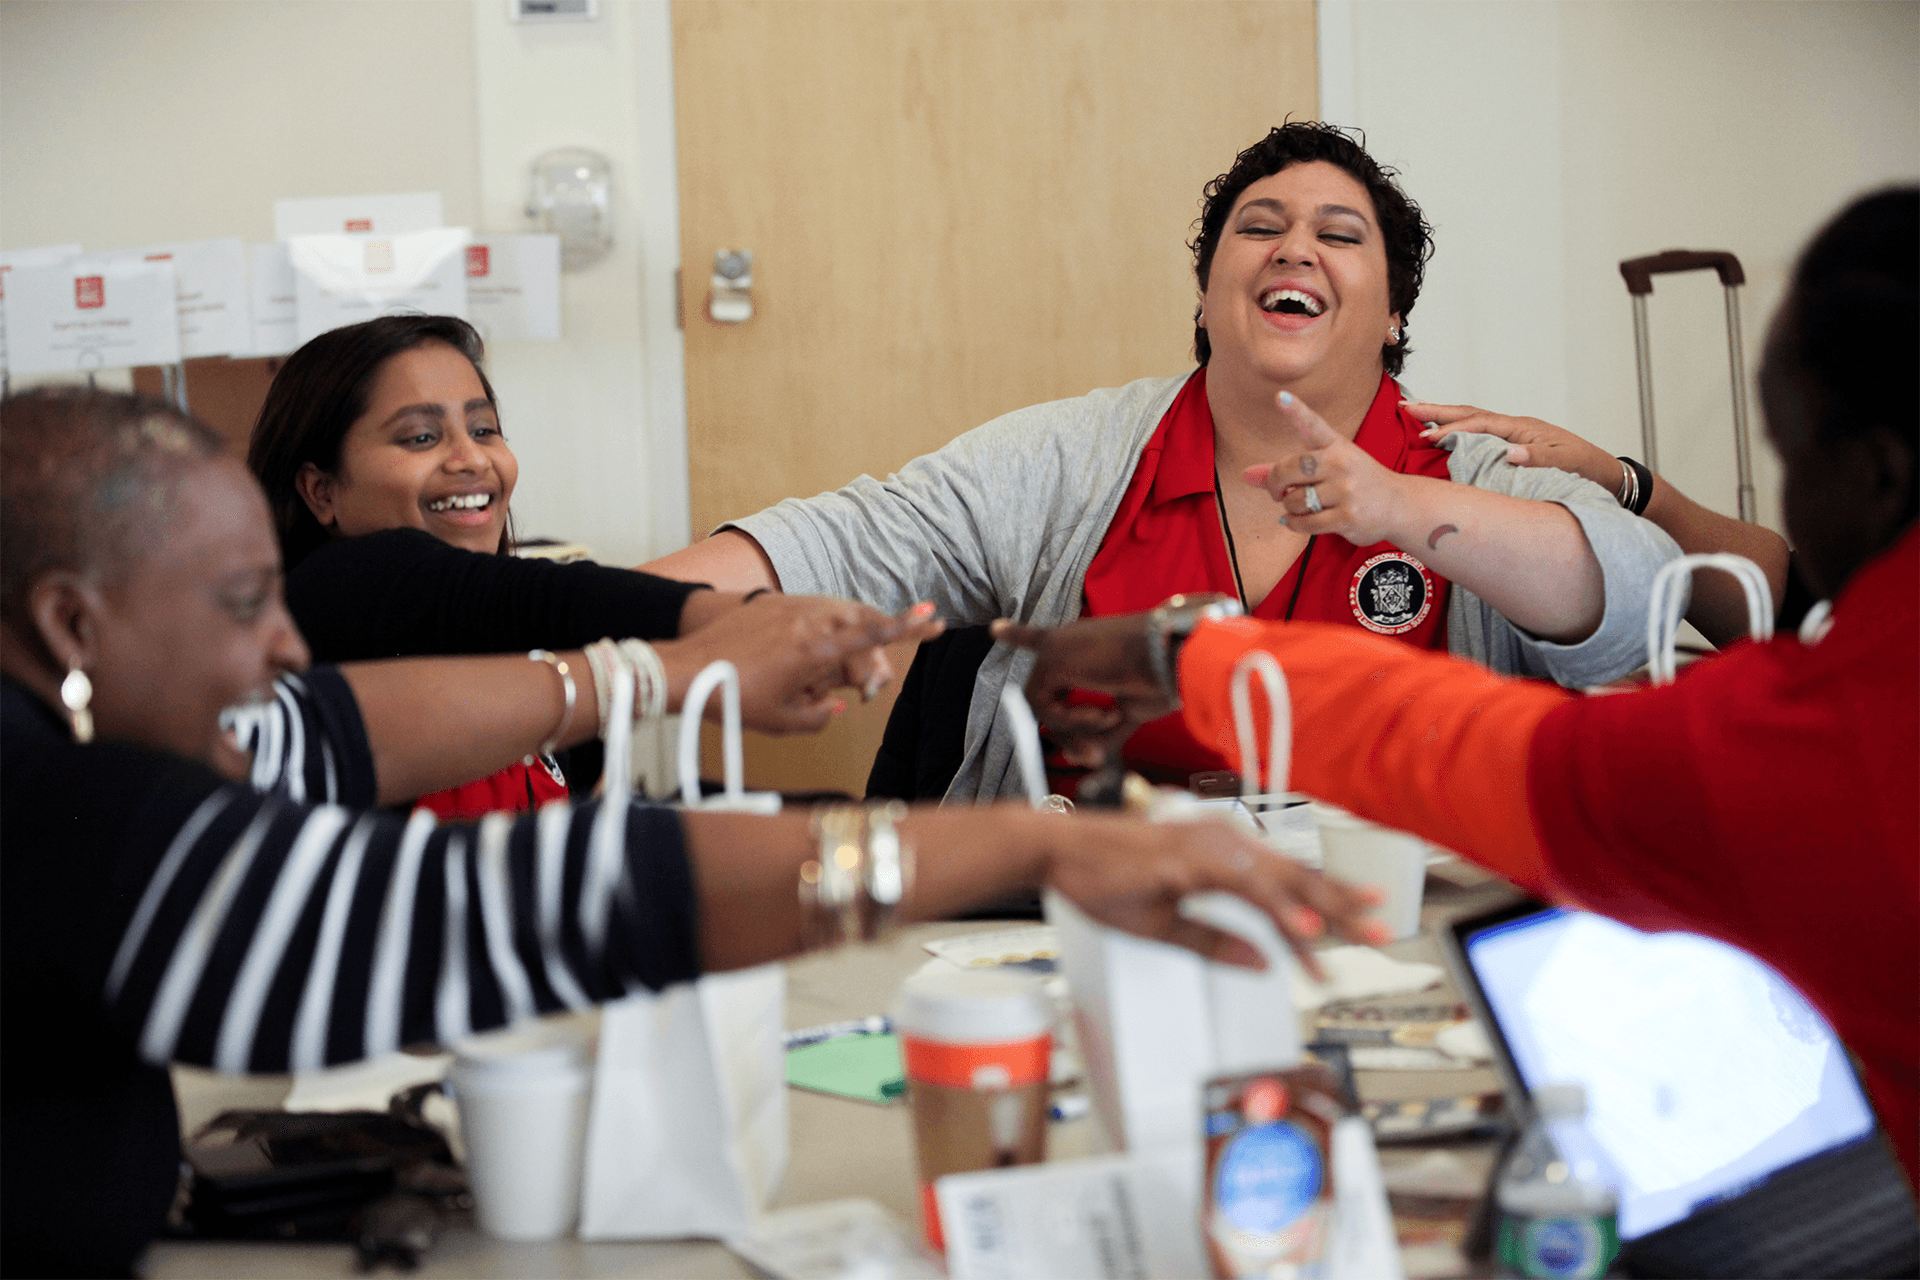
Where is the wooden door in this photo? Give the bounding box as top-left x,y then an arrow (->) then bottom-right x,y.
675,0 -> 1317,795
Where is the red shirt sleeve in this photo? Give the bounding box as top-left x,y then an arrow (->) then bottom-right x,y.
1529,529 -> 1919,1191
1178,617 -> 1567,896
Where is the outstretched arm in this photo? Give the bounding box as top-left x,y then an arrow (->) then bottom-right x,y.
93,752 -> 1380,1075
1408,401 -> 1790,649
646,529 -> 782,596
1002,611 -> 1572,897
1248,394 -> 1606,643
684,802 -> 1388,975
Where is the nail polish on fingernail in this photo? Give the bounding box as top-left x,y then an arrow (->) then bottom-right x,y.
1364,920 -> 1394,944
1290,907 -> 1324,938
1279,391 -> 1295,406
912,601 -> 935,617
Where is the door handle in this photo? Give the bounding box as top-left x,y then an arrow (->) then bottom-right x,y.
707,249 -> 753,324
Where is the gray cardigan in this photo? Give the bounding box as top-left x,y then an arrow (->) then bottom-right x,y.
732,374 -> 1682,802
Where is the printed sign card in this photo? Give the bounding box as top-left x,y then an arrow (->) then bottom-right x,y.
114,238 -> 250,359
289,227 -> 469,343
2,258 -> 181,375
465,234 -> 562,341
249,242 -> 297,356
273,192 -> 443,240
0,244 -> 82,372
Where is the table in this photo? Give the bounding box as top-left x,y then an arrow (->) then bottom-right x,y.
147,888 -> 1511,1279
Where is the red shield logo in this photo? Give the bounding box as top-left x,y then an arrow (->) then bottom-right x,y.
75,276 -> 105,309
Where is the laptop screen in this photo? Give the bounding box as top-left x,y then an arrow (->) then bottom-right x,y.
1455,904 -> 1877,1240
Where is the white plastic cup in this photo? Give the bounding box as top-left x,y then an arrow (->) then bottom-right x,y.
446,1023 -> 592,1241
1310,803 -> 1427,941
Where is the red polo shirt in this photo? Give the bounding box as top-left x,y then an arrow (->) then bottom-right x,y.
1079,367 -> 1454,784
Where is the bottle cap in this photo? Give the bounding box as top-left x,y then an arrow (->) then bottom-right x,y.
1533,1081 -> 1588,1119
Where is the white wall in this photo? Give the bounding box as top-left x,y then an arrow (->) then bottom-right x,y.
1321,0 -> 1920,535
0,0 -> 686,565
6,1 -> 1916,559
470,0 -> 688,562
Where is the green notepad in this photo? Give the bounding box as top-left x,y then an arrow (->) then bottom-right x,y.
785,1032 -> 905,1104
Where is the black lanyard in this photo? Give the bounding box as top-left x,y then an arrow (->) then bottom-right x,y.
1214,468 -> 1315,621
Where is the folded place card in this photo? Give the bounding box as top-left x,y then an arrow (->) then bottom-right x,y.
0,243 -> 82,372
2,258 -> 180,375
248,242 -> 297,356
466,234 -> 561,342
112,239 -> 250,359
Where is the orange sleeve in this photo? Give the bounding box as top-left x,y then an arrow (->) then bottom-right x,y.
1179,618 -> 1569,897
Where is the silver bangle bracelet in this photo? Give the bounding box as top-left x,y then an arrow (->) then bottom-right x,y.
526,649 -> 577,758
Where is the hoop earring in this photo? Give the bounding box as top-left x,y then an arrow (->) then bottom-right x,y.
61,666 -> 93,743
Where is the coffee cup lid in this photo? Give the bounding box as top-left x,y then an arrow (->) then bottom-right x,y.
891,961 -> 1051,1044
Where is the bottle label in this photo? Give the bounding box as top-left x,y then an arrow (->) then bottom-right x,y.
1215,1120 -> 1322,1235
1497,1212 -> 1620,1280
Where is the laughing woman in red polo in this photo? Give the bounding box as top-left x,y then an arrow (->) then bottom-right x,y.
646,123 -> 1679,801
1005,187 -> 1920,1186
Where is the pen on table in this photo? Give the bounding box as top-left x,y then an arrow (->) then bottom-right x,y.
782,1014 -> 892,1050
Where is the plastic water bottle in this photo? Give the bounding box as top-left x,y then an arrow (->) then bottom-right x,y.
1495,1083 -> 1620,1279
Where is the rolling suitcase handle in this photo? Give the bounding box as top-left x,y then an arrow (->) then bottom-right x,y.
1619,249 -> 1758,522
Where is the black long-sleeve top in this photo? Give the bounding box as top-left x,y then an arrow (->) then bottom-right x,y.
0,673 -> 701,1277
285,528 -> 708,661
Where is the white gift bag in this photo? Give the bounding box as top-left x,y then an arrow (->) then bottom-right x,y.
577,660 -> 788,1239
1646,553 -> 1773,686
1028,656 -> 1402,1278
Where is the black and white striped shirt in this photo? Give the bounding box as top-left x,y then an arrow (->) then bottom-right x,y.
8,668 -> 700,1077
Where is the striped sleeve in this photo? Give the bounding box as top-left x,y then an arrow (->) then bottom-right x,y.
227,667 -> 376,808
87,749 -> 698,1074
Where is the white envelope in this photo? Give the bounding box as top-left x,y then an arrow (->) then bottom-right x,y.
273,191 -> 443,240
289,227 -> 470,344
112,239 -> 251,359
466,234 -> 562,343
2,258 -> 180,375
0,243 -> 82,372
248,242 -> 297,357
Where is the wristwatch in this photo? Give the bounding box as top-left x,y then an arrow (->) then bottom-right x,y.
1145,593 -> 1244,705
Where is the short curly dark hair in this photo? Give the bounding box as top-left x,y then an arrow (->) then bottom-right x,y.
1190,122 -> 1432,376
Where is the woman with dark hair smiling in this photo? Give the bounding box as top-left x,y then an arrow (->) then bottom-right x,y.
251,315 -> 934,817
2,386 -> 1382,1277
645,122 -> 1680,803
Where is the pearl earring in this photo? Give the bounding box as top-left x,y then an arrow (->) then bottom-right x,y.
61,666 -> 93,743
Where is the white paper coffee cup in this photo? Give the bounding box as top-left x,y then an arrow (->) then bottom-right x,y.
1309,803 -> 1427,941
447,1021 -> 592,1241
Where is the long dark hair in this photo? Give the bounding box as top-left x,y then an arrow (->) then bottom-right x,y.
248,315 -> 512,568
1189,122 -> 1432,376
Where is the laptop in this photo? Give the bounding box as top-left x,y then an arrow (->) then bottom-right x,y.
1443,898 -> 1918,1279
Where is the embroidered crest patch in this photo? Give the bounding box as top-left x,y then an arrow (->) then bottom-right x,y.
1349,552 -> 1434,635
